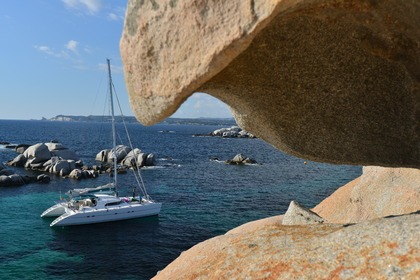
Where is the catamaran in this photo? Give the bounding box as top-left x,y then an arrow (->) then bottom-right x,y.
41,59 -> 162,227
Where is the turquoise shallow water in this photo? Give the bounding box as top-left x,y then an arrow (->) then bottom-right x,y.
0,120 -> 362,279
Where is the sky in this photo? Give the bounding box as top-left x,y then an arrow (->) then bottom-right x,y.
0,0 -> 233,121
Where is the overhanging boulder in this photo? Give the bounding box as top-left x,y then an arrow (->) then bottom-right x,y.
121,0 -> 419,168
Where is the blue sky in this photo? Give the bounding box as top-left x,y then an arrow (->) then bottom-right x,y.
0,0 -> 232,121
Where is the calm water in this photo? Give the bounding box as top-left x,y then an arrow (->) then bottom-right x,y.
0,120 -> 362,279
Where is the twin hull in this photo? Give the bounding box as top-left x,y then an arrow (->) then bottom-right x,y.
48,202 -> 162,227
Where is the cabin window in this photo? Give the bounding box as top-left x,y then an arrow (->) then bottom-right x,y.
105,201 -> 123,207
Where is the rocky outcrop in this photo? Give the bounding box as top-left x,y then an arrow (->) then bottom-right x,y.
313,166 -> 420,223
95,145 -> 156,168
6,142 -> 95,180
152,167 -> 420,279
225,153 -> 258,165
0,164 -> 50,187
153,213 -> 419,280
121,0 -> 419,278
23,143 -> 52,164
121,0 -> 419,168
68,169 -> 98,180
211,126 -> 255,138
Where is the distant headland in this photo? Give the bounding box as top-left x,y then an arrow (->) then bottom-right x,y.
42,115 -> 237,126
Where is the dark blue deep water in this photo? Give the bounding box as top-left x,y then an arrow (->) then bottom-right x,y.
0,120 -> 362,279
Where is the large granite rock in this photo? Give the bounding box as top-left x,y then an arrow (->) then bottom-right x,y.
23,143 -> 51,164
121,1 -> 420,278
6,142 -> 83,180
153,213 -> 419,279
95,146 -> 156,168
121,0 -> 419,168
313,166 -> 420,223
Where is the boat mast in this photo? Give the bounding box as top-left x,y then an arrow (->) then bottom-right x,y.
107,59 -> 118,189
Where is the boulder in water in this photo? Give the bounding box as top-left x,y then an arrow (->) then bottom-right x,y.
96,149 -> 111,162
108,145 -> 132,163
23,143 -> 51,164
52,159 -> 76,176
136,153 -> 147,167
51,149 -> 80,161
0,175 -> 12,187
10,174 -> 24,186
15,144 -> 30,154
7,154 -> 27,167
37,174 -> 50,183
121,148 -> 142,167
145,153 -> 156,166
225,154 -> 257,165
69,169 -> 83,180
46,142 -> 80,161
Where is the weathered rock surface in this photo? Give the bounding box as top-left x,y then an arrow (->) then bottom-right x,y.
121,0 -> 419,168
313,166 -> 420,223
283,200 -> 324,225
225,153 -> 258,165
6,142 -> 87,180
153,213 -> 419,280
208,126 -> 255,138
95,146 -> 156,168
108,145 -> 132,163
122,1 -> 420,278
23,143 -> 51,163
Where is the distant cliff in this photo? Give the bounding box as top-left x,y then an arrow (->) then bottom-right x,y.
48,115 -> 134,123
46,115 -> 236,126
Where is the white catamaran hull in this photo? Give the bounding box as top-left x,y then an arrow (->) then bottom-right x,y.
41,202 -> 67,217
50,202 -> 162,227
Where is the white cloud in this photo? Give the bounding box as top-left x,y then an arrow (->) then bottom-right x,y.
34,45 -> 54,55
65,40 -> 79,53
34,41 -> 86,69
62,0 -> 102,15
108,13 -> 118,21
107,6 -> 125,21
34,45 -> 68,58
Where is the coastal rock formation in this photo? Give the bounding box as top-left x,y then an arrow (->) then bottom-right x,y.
68,169 -> 98,180
95,145 -> 156,168
46,142 -> 80,161
6,142 -> 92,180
15,144 -> 30,154
212,126 -> 255,138
121,0 -> 419,168
225,153 -> 258,165
0,164 -> 50,187
282,200 -> 324,225
23,143 -> 51,164
313,166 -> 420,224
121,0 -> 419,279
153,213 -> 419,280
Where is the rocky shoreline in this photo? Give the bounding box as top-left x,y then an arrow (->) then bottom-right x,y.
1,141 -> 156,186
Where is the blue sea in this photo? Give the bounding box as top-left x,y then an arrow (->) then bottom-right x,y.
0,120 -> 362,279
